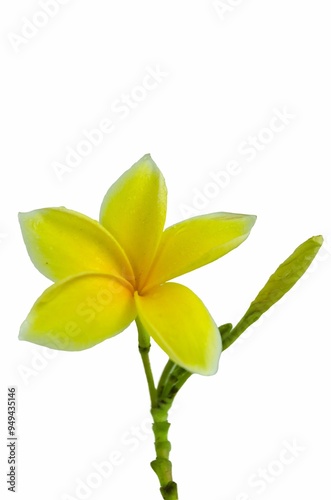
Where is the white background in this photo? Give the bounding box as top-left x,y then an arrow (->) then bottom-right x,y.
1,1 -> 330,499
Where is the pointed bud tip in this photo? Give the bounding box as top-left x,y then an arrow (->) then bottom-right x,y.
18,211 -> 28,221
134,153 -> 159,172
312,235 -> 324,246
18,322 -> 28,341
249,214 -> 257,225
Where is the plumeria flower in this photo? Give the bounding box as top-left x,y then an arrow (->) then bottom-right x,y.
19,155 -> 256,375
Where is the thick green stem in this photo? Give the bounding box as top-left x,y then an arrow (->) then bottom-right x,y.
151,404 -> 178,500
151,361 -> 195,499
136,320 -> 179,499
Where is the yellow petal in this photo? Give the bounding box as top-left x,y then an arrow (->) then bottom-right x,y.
143,212 -> 256,290
19,273 -> 136,350
99,154 -> 167,287
19,207 -> 134,283
134,283 -> 222,375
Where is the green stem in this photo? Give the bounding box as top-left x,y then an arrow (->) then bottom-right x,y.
159,364 -> 192,402
136,320 -> 178,499
157,359 -> 176,396
151,404 -> 178,500
136,318 -> 157,407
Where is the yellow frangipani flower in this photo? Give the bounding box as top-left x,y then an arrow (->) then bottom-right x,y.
18,155 -> 256,375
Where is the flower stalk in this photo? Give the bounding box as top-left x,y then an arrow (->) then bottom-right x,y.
137,319 -> 180,499
137,318 -> 157,407
151,405 -> 178,500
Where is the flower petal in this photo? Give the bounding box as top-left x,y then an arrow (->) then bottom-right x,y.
99,154 -> 167,287
19,273 -> 136,350
143,212 -> 256,290
19,207 -> 134,283
134,283 -> 222,375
